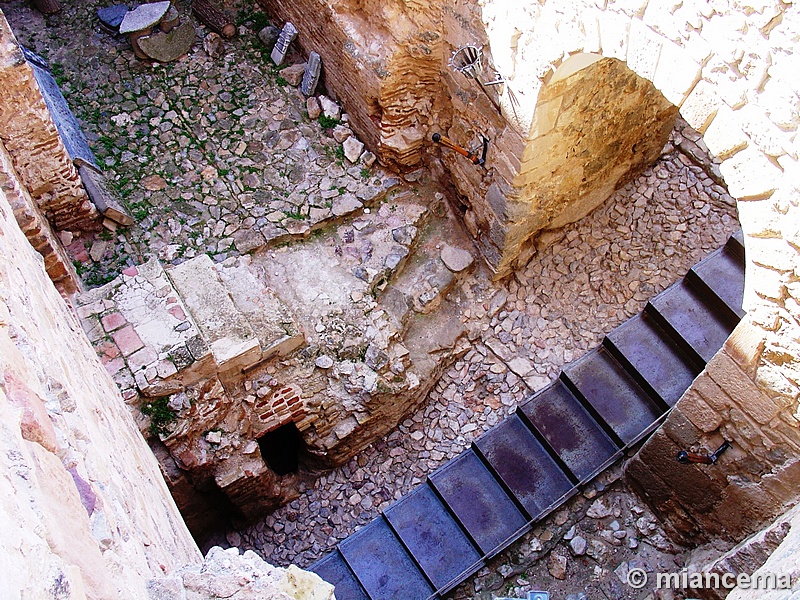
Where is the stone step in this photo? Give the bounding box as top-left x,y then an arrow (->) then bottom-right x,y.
604,312 -> 700,407
214,256 -> 304,365
428,449 -> 528,557
380,216 -> 475,329
310,551 -> 370,600
562,347 -> 665,446
473,414 -> 575,521
645,279 -> 736,367
167,254 -> 262,375
686,245 -> 746,321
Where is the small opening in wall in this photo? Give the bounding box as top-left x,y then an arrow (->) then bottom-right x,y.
258,423 -> 302,476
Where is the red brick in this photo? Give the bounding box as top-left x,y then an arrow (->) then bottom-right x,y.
97,340 -> 120,359
167,305 -> 186,320
103,356 -> 125,377
111,325 -> 144,356
100,312 -> 127,332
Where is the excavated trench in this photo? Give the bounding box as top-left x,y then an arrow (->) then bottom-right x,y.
3,3 -> 743,597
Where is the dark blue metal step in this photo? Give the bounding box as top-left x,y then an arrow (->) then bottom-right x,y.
687,246 -> 745,320
310,550 -> 370,600
429,449 -> 527,556
605,312 -> 700,407
727,229 -> 745,262
519,380 -> 621,482
563,348 -> 665,445
311,233 -> 746,600
384,483 -> 481,593
339,517 -> 434,600
473,415 -> 574,520
646,279 -> 736,366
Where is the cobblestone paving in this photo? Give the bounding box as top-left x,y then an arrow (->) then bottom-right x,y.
5,0 -> 388,286
5,2 -> 740,598
226,131 -> 739,586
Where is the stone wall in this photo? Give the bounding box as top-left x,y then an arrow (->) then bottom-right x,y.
0,109 -> 332,600
260,0 -> 800,570
256,0 -> 449,168
0,135 -> 79,295
0,173 -> 201,595
0,12 -> 98,232
627,327 -> 800,546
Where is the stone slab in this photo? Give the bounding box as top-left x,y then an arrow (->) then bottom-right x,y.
23,47 -> 99,169
138,21 -> 195,63
215,258 -> 304,362
97,4 -> 129,33
270,22 -> 297,66
167,254 -> 261,371
77,164 -> 134,226
300,51 -> 321,96
119,1 -> 170,34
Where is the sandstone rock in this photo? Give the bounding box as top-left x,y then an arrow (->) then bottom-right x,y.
343,137 -> 364,163
138,21 -> 196,63
332,124 -> 353,143
440,244 -> 474,272
319,96 -> 341,119
203,32 -> 225,59
548,552 -> 568,579
587,499 -> 612,519
307,96 -> 321,120
281,63 -> 306,87
142,174 -> 167,191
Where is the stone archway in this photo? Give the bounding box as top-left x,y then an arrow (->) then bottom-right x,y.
494,52 -> 679,277
476,1 -> 800,546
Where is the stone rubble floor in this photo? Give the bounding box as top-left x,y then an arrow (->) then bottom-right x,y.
5,1 -> 740,598
225,136 -> 739,600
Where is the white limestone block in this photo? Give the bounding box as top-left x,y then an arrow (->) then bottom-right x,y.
719,146 -> 783,200
704,105 -> 749,160
652,37 -> 701,106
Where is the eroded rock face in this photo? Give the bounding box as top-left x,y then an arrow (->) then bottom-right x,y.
148,546 -> 334,599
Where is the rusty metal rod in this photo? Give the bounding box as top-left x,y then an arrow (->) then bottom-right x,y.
432,132 -> 484,165
677,440 -> 731,465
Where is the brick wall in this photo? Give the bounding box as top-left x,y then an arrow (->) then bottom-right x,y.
0,12 -> 98,232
